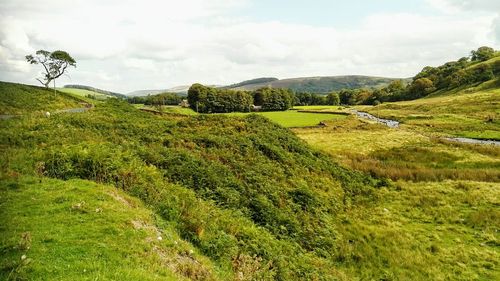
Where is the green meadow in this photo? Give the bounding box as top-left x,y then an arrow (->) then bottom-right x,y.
57,87 -> 110,100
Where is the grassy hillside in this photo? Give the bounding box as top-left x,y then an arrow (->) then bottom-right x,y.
295,116 -> 500,182
228,75 -> 405,93
1,82 -> 498,280
58,87 -> 111,100
63,85 -> 126,99
0,81 -> 83,115
0,176 -> 218,281
361,79 -> 500,140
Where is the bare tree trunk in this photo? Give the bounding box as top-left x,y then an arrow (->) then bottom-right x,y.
53,79 -> 56,97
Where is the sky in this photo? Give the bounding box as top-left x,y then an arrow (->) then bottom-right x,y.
1,0 -> 499,93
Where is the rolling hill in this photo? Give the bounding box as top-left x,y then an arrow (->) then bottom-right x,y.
63,84 -> 126,99
225,75 -> 407,93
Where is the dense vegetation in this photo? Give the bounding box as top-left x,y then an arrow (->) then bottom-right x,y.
1,83 -> 387,280
187,84 -> 294,113
128,92 -> 183,106
334,47 -> 499,105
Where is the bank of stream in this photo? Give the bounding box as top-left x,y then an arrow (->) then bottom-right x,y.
351,110 -> 500,146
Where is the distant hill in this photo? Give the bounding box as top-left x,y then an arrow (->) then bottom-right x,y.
126,89 -> 167,97
128,85 -> 219,96
220,77 -> 279,89
64,84 -> 126,98
225,75 -> 406,93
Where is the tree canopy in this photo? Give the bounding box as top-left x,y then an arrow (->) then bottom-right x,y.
26,50 -> 76,88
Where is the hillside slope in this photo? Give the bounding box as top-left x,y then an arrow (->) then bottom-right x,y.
363,78 -> 500,140
63,84 -> 126,99
0,81 -> 83,115
0,176 -> 218,281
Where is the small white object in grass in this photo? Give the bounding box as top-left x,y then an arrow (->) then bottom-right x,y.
157,236 -> 162,241
189,249 -> 194,255
45,112 -> 50,118
383,208 -> 389,213
21,254 -> 27,260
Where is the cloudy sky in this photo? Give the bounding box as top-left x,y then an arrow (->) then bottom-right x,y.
1,0 -> 499,93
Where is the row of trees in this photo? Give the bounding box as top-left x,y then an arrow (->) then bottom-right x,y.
187,84 -> 295,113
330,46 -> 499,105
128,92 -> 182,106
187,84 -> 254,113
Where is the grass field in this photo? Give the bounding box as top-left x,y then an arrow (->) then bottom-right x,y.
226,110 -> 347,127
291,91 -> 500,280
360,81 -> 500,140
294,117 -> 500,182
139,105 -> 348,127
0,176 -> 219,281
0,82 -> 83,115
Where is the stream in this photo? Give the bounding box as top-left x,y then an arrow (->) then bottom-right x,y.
351,110 -> 500,146
351,110 -> 400,128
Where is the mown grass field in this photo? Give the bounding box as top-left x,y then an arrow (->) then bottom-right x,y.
227,110 -> 347,127
139,105 -> 348,127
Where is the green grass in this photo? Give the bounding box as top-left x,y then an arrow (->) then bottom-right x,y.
226,110 -> 347,127
294,116 -> 500,182
335,180 -> 499,280
140,105 -> 347,127
0,176 -> 219,281
58,87 -> 110,100
359,83 -> 500,140
0,81 -> 83,115
1,93 -> 378,280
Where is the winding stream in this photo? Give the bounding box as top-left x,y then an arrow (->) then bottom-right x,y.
444,137 -> 500,146
351,110 -> 400,128
351,110 -> 500,146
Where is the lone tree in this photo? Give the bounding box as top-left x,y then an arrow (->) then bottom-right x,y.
25,50 -> 76,89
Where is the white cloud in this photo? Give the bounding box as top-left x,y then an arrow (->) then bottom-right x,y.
0,0 -> 499,93
427,0 -> 500,12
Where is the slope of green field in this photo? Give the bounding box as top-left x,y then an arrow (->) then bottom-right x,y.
359,80 -> 500,140
0,81 -> 83,115
58,87 -> 109,100
0,176 -> 218,281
